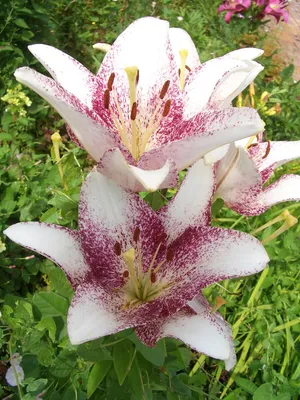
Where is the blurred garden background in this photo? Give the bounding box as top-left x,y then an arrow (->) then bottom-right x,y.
0,0 -> 300,399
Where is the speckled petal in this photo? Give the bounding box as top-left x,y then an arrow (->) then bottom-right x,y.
136,295 -> 236,370
68,284 -> 134,345
250,141 -> 300,183
160,159 -> 214,242
184,57 -> 263,118
165,226 -> 269,294
78,169 -> 166,290
216,143 -> 262,208
28,44 -> 99,108
97,148 -> 178,192
14,67 -> 120,161
138,107 -> 264,171
4,223 -> 88,285
224,48 -> 264,61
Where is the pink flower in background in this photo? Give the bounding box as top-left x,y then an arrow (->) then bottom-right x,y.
264,0 -> 289,23
5,161 -> 269,369
218,0 -> 251,23
15,17 -> 264,192
254,0 -> 268,5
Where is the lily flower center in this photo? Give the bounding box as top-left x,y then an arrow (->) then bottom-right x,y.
114,228 -> 174,309
103,49 -> 190,162
103,68 -> 172,162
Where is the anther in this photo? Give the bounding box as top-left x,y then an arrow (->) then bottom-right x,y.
162,100 -> 171,117
131,102 -> 137,121
159,80 -> 170,100
248,143 -> 258,149
136,69 -> 139,85
166,248 -> 174,262
151,272 -> 156,283
178,68 -> 181,77
123,270 -> 129,278
114,242 -> 122,256
107,73 -> 115,91
262,140 -> 271,159
104,89 -> 110,109
185,65 -> 191,72
133,227 -> 140,243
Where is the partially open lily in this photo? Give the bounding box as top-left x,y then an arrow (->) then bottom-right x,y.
15,17 -> 264,191
4,160 -> 269,369
217,0 -> 251,23
215,136 -> 300,215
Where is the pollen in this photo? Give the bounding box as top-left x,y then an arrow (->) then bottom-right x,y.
107,73 -> 115,91
162,99 -> 171,117
103,89 -> 110,109
159,80 -> 170,99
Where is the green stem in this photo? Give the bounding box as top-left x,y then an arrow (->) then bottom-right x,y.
8,336 -> 23,399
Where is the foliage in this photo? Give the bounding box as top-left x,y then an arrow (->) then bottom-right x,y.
0,0 -> 299,399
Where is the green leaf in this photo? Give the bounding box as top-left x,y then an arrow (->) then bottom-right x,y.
33,292 -> 69,317
14,18 -> 30,29
87,360 -> 112,399
113,339 -> 136,385
127,358 -> 145,399
235,376 -> 258,395
254,383 -> 274,400
77,339 -> 112,362
51,351 -> 76,378
35,317 -> 56,342
211,198 -> 224,216
132,336 -> 165,367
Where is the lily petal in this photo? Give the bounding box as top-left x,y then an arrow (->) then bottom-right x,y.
4,223 -> 88,285
15,67 -> 120,161
136,296 -> 236,370
78,169 -> 166,289
160,159 -> 214,242
250,141 -> 300,183
28,44 -> 98,108
166,226 -> 269,293
216,144 -> 262,205
225,48 -> 264,61
139,107 -> 264,171
169,27 -> 200,69
247,175 -> 300,216
184,57 -> 263,118
204,144 -> 230,165
68,284 -> 133,344
97,148 -> 178,192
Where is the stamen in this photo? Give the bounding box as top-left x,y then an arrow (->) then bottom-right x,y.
166,248 -> 174,262
122,248 -> 140,298
262,140 -> 271,159
136,69 -> 140,85
151,273 -> 156,283
159,80 -> 170,100
133,227 -> 140,243
131,102 -> 137,121
107,73 -> 115,91
262,214 -> 298,245
114,242 -> 122,256
104,89 -> 110,109
244,135 -> 257,149
162,100 -> 171,117
185,65 -> 191,72
247,143 -> 258,149
147,243 -> 162,273
250,210 -> 290,235
179,49 -> 188,90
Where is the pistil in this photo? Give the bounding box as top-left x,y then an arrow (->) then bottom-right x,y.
125,66 -> 139,160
